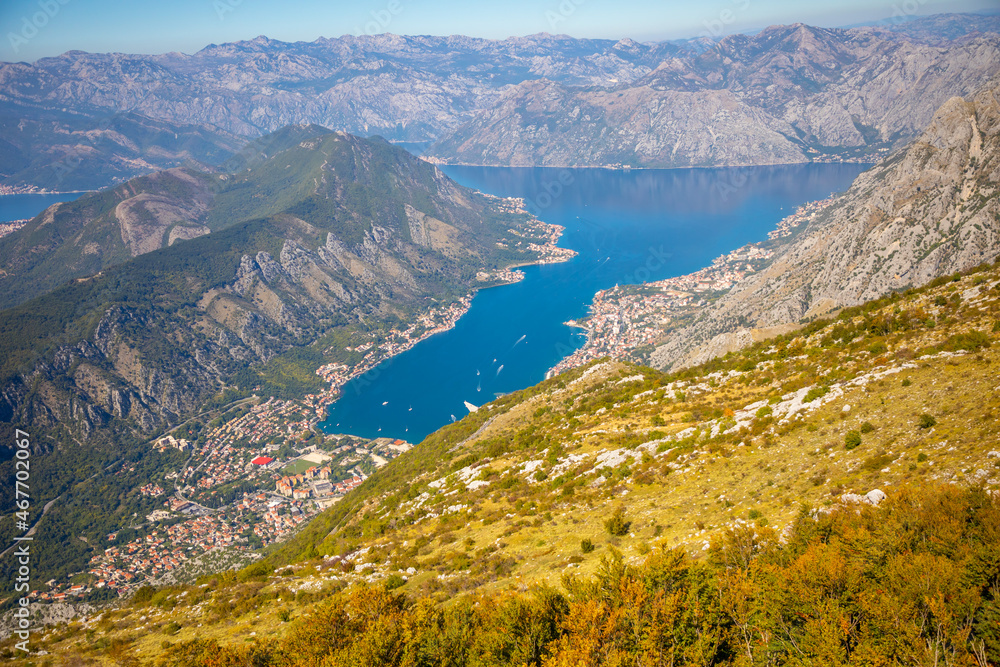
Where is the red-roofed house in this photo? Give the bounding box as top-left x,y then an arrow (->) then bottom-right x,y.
251,456 -> 274,466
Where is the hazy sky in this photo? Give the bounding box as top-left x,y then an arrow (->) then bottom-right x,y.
1,0 -> 996,62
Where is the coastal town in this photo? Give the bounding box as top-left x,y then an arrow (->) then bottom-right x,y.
312,213 -> 575,411
30,390 -> 415,601
0,220 -> 26,239
26,197 -> 575,602
549,197 -> 837,375
313,295 -> 476,411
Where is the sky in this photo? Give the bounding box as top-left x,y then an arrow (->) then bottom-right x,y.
1,0 -> 997,62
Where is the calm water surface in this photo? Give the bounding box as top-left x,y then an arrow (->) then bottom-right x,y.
321,163 -> 869,443
0,192 -> 85,222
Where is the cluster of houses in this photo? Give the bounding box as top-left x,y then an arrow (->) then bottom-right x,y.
549,237 -> 782,375
44,392 -> 415,598
84,514 -> 247,594
314,297 -> 475,410
254,500 -> 310,543
27,582 -> 92,602
0,219 -> 26,239
275,464 -> 334,499
275,465 -> 367,499
139,483 -> 165,497
176,399 -> 317,501
154,434 -> 191,452
767,197 -> 836,240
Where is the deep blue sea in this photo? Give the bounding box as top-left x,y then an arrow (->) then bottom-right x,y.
320,163 -> 869,443
0,173 -> 870,445
0,192 -> 85,222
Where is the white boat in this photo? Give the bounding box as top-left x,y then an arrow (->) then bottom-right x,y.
382,401 -> 388,405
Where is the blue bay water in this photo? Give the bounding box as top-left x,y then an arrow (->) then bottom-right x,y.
321,163 -> 868,443
0,192 -> 84,222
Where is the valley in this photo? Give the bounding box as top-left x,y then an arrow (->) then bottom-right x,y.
0,7 -> 999,665
13,249 -> 1000,664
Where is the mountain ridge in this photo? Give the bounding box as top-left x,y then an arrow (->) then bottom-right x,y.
2,15 -> 999,190
647,77 -> 1000,370
426,26 -> 1000,168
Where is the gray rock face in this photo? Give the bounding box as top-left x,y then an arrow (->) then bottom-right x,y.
0,131 -> 549,441
428,81 -> 807,168
0,33 -> 680,146
3,17 -> 998,186
649,78 -> 1000,370
428,24 -> 1000,167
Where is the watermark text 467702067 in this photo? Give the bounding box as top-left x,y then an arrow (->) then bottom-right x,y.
11,429 -> 33,654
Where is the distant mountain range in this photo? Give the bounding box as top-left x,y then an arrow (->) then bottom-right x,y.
648,75 -> 1000,369
1,13 -> 998,189
0,109 -> 245,192
426,22 -> 1000,167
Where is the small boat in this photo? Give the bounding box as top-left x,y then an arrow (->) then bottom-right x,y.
476,369 -> 480,376
496,364 -> 504,376
382,401 -> 388,406
450,414 -> 457,422
408,406 -> 412,411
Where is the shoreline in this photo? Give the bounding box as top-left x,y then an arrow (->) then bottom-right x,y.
424,157 -> 881,171
308,215 -> 576,421
546,194 -> 841,376
0,188 -> 93,196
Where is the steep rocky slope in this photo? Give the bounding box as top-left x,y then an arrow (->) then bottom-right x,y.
0,33 -> 677,148
20,259 -> 1000,664
428,24 -> 1000,167
428,78 -> 808,168
2,17 -> 998,188
649,78 -> 1000,369
0,127 -> 549,440
0,108 -> 244,192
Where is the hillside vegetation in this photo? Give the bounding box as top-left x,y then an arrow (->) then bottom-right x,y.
649,76 -> 1000,371
0,127 -> 552,589
20,259 -> 1000,665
